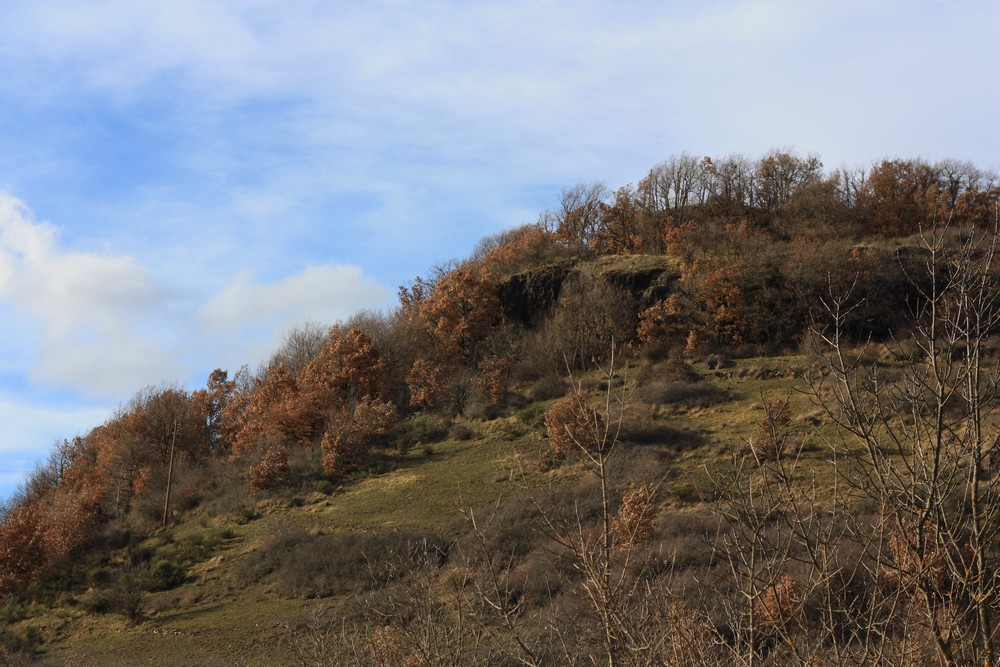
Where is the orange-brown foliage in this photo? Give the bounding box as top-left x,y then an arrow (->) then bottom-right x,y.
479,225 -> 565,277
756,574 -> 804,632
191,368 -> 237,454
544,390 -> 602,456
636,293 -> 685,346
591,185 -> 646,255
298,326 -> 387,428
858,159 -> 940,236
42,488 -> 100,559
612,484 -> 656,551
231,365 -> 311,457
475,353 -> 513,407
404,265 -> 500,408
751,399 -> 792,461
246,442 -> 290,491
321,397 -> 397,475
0,504 -> 47,593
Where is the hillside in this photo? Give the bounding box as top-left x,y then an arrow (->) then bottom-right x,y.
16,353 -> 816,666
4,151 -> 1000,665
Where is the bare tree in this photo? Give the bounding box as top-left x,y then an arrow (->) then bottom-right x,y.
542,182 -> 610,248
269,321 -> 330,377
809,213 -> 1000,665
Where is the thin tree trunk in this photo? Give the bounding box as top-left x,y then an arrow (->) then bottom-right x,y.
162,420 -> 178,527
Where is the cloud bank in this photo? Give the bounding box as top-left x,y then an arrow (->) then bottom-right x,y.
0,194 -> 393,397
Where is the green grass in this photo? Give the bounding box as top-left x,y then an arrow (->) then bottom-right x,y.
25,430 -> 545,664
24,352 -> 856,665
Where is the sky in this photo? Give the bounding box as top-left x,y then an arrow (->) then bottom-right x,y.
0,0 -> 997,502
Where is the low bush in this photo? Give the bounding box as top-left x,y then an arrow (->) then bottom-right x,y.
529,374 -> 567,401
109,575 -> 145,624
507,548 -> 565,609
544,390 -> 602,455
391,414 -> 450,450
88,566 -> 114,587
516,402 -> 548,428
656,509 -> 720,570
661,355 -> 702,382
635,380 -> 727,408
0,624 -> 40,665
704,353 -> 729,370
448,422 -> 476,441
148,558 -> 187,591
83,568 -> 146,623
453,499 -> 543,567
622,416 -> 699,449
0,596 -> 26,624
240,529 -> 449,599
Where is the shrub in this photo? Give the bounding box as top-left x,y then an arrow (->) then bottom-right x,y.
532,274 -> 637,372
0,627 -> 40,666
454,500 -> 543,565
756,574 -> 804,633
544,390 -> 602,456
80,591 -> 111,615
655,509 -> 719,569
612,485 -> 656,551
391,413 -> 450,450
637,294 -> 686,347
749,399 -> 792,461
110,581 -> 145,624
460,386 -> 499,421
506,548 -> 565,609
494,418 -> 529,441
704,353 -> 729,370
0,596 -> 26,624
84,567 -> 146,623
321,397 -> 397,475
148,558 -> 186,591
635,380 -> 726,408
661,355 -> 701,382
240,529 -> 448,598
448,422 -> 476,441
246,443 -> 290,491
529,374 -> 568,401
516,402 -> 548,428
622,416 -> 698,448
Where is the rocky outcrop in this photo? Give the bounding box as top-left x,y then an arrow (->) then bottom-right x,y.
498,261 -> 574,326
498,258 -> 679,326
601,267 -> 677,309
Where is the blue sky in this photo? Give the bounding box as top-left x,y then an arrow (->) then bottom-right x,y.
1,0 -> 998,501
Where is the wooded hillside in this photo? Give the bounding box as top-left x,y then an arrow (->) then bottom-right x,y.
3,150 -> 1000,666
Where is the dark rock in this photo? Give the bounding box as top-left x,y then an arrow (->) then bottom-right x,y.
498,261 -> 574,326
498,258 -> 679,326
601,267 -> 677,309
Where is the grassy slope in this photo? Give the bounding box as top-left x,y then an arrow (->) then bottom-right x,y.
32,431 -> 538,665
23,353 -> 838,666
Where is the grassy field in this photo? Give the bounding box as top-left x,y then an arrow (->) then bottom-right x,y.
15,352 -> 843,665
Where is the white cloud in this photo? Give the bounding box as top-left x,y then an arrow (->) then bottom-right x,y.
198,264 -> 394,369
0,194 -> 175,395
3,2 -> 996,278
0,393 -> 109,456
0,194 -> 394,395
0,394 -> 111,503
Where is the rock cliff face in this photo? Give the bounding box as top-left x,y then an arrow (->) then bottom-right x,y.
600,266 -> 677,309
498,258 -> 679,326
498,261 -> 574,326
